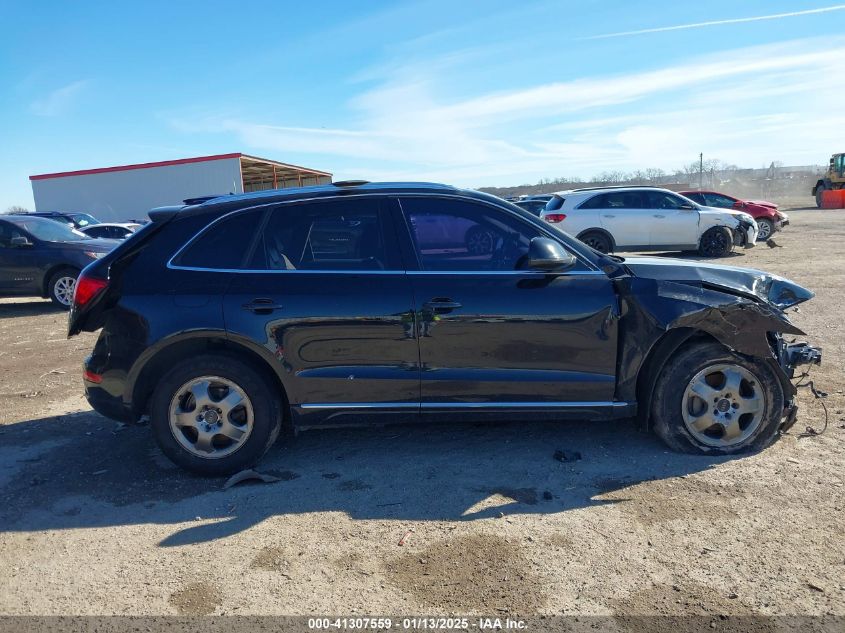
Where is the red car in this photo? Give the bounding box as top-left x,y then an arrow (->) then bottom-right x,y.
679,190 -> 788,241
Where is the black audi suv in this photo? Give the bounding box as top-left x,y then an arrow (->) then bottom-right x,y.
68,181 -> 821,475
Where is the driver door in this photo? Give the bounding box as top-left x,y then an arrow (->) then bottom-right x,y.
646,191 -> 699,247
395,196 -> 619,416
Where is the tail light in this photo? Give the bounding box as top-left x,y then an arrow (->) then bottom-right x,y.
73,272 -> 108,309
544,213 -> 567,223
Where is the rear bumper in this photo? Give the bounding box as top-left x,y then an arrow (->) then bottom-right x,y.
83,355 -> 133,422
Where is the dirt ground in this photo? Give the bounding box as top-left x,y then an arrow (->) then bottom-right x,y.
0,208 -> 843,618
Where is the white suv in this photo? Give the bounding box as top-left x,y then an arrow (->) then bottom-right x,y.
539,187 -> 758,257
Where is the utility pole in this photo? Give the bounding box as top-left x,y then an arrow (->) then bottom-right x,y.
699,153 -> 703,190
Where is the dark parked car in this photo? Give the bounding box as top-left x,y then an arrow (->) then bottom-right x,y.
25,211 -> 101,230
0,215 -> 116,307
514,199 -> 549,216
69,182 -> 821,475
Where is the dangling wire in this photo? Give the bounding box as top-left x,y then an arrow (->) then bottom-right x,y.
792,368 -> 828,438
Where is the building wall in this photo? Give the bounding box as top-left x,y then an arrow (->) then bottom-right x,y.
31,158 -> 244,222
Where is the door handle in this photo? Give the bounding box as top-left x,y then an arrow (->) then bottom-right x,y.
423,298 -> 462,313
242,298 -> 284,314
602,214 -> 616,218
653,214 -> 665,218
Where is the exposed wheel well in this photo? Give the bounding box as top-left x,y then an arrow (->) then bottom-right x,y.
131,337 -> 290,424
635,328 -> 720,430
576,228 -> 616,251
42,265 -> 79,298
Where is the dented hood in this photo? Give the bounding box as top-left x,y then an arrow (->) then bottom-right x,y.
621,256 -> 814,310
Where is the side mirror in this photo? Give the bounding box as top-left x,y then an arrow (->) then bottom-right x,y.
679,203 -> 696,210
527,237 -> 577,272
10,236 -> 33,247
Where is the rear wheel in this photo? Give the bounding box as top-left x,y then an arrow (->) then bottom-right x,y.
698,226 -> 733,257
150,354 -> 283,476
815,183 -> 825,208
756,218 -> 774,240
651,342 -> 784,455
47,267 -> 78,309
579,231 -> 612,254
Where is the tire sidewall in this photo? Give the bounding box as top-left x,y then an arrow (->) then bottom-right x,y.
150,355 -> 281,476
652,343 -> 785,455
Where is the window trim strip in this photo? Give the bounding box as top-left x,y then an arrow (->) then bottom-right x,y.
166,192 -> 602,274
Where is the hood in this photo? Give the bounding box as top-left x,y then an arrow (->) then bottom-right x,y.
746,200 -> 778,209
696,205 -> 744,225
622,256 -> 814,310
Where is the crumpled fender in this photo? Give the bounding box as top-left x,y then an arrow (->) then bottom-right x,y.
614,277 -> 804,404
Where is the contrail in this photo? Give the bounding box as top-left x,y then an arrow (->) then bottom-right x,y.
582,5 -> 845,40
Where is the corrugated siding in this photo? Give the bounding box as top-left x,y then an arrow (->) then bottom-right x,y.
31,158 -> 244,222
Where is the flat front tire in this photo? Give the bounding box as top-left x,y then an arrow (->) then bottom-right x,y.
651,342 -> 785,455
150,354 -> 283,476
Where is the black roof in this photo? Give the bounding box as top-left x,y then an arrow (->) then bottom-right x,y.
150,181 -> 504,222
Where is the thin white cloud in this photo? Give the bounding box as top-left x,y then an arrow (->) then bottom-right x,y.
582,4 -> 845,40
30,80 -> 89,116
169,37 -> 845,186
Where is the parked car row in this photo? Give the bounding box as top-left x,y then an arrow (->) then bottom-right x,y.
513,186 -> 788,257
0,211 -> 145,306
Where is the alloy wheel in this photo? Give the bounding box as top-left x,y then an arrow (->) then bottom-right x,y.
53,276 -> 76,306
168,376 -> 254,459
681,363 -> 765,448
756,220 -> 772,240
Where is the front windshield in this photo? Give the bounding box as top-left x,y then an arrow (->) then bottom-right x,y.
12,218 -> 90,242
70,213 -> 99,227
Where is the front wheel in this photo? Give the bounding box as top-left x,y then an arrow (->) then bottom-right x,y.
651,342 -> 785,455
47,268 -> 79,309
150,355 -> 283,476
815,183 -> 825,208
755,218 -> 774,241
698,226 -> 733,257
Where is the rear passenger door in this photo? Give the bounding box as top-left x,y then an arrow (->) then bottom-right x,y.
584,192 -> 650,248
219,197 -> 420,426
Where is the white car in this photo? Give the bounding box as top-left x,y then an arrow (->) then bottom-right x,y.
78,222 -> 141,240
539,187 -> 757,257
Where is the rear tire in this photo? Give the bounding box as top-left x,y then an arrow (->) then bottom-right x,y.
651,342 -> 784,455
698,226 -> 733,257
579,231 -> 612,254
815,183 -> 825,208
150,354 -> 283,476
47,267 -> 79,309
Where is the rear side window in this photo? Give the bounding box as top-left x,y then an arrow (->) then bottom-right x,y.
250,198 -> 399,271
175,209 -> 263,269
580,192 -> 643,209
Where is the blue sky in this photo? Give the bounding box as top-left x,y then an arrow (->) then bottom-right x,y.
1,0 -> 843,209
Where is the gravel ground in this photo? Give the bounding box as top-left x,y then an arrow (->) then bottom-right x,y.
0,208 -> 843,617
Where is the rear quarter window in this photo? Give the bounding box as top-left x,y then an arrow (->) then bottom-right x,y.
174,209 -> 263,269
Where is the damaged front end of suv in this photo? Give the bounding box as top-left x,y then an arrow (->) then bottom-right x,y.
609,257 -> 822,442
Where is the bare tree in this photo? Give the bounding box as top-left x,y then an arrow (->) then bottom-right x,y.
4,205 -> 30,214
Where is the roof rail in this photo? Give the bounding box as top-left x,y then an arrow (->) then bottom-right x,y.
332,180 -> 369,187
